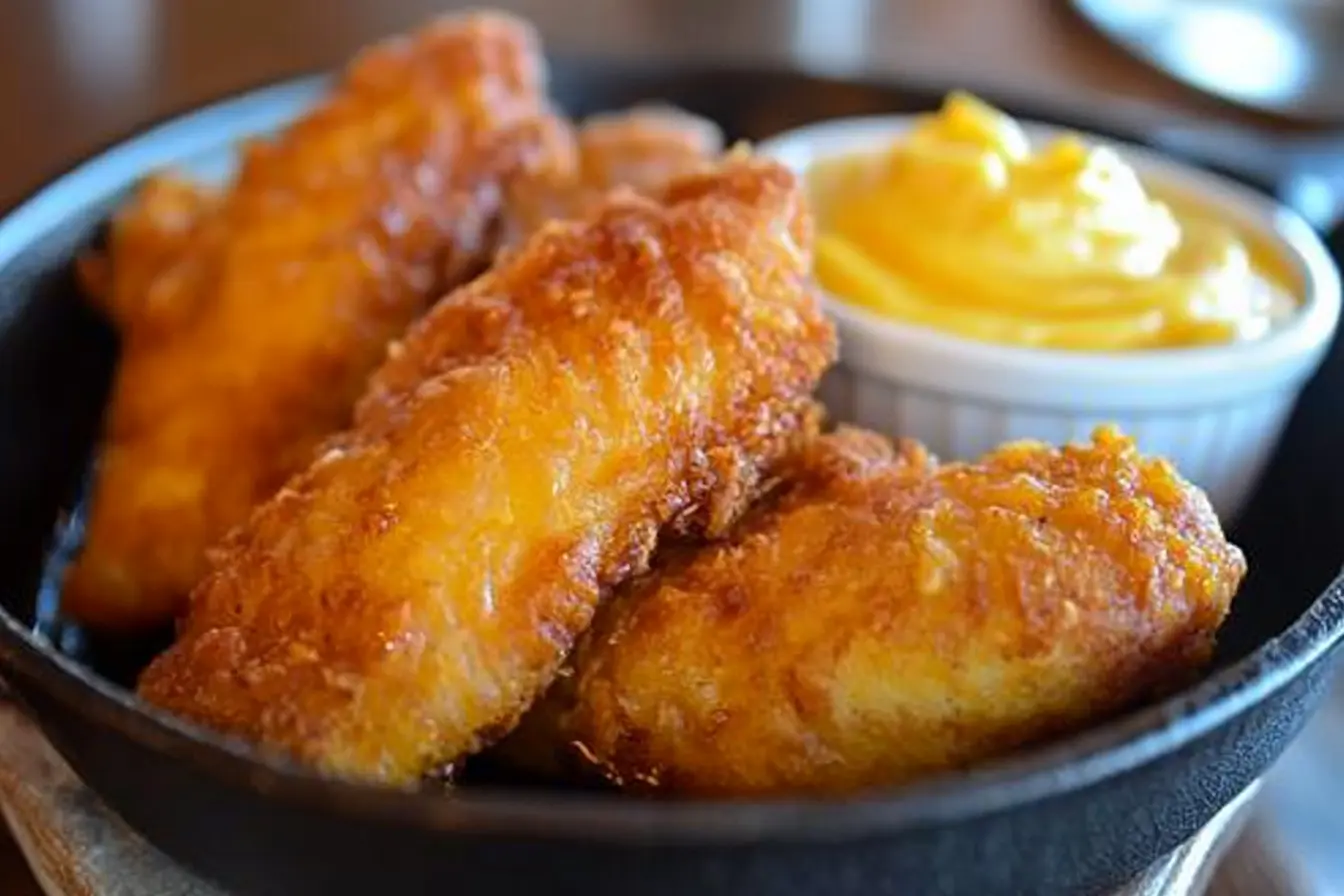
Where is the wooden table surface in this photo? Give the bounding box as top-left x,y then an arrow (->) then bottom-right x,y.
0,1 -> 1320,893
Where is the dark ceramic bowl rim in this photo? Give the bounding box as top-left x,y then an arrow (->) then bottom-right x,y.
2,68 -> 1344,846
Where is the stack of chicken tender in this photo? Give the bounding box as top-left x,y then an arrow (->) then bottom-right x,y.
65,11 -> 1246,796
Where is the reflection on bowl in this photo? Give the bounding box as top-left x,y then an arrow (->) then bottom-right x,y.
759,112 -> 1341,520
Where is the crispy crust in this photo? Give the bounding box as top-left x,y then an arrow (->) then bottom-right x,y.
136,154 -> 837,784
63,12 -> 568,630
500,105 -> 723,248
503,426 -> 1247,795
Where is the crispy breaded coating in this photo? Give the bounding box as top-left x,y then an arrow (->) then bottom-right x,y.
501,105 -> 723,247
573,105 -> 723,199
63,12 -> 569,630
503,426 -> 1246,795
77,175 -> 217,335
136,155 -> 836,784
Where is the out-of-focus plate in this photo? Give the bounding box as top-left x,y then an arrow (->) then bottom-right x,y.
1071,0 -> 1344,124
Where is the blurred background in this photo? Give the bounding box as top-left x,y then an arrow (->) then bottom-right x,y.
1,0 -> 1340,223
0,1 -> 1340,894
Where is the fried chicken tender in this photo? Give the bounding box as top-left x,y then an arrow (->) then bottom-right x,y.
64,12 -> 570,630
136,154 -> 837,784
501,105 -> 723,247
77,175 -> 217,334
503,426 -> 1246,796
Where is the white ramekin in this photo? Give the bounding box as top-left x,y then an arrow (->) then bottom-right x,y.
759,115 -> 1341,522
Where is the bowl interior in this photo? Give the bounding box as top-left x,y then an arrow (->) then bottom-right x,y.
1,60 -> 1343,802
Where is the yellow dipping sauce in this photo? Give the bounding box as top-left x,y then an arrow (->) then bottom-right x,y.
810,92 -> 1298,350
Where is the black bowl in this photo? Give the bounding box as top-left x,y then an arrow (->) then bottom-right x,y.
1,61 -> 1343,896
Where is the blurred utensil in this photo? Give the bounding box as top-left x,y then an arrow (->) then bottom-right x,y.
1071,0 -> 1344,124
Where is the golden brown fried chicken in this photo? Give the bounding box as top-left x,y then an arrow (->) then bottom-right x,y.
503,426 -> 1246,796
77,175 -> 217,335
576,105 -> 722,185
136,154 -> 837,785
90,106 -> 719,336
63,12 -> 570,631
500,105 -> 723,246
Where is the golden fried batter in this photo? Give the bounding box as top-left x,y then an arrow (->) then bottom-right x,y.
77,175 -> 217,335
503,426 -> 1246,795
64,12 -> 569,630
136,154 -> 837,784
577,105 -> 722,185
501,105 -> 722,247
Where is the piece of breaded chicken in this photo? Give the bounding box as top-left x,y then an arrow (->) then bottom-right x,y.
501,425 -> 1246,796
500,105 -> 723,248
63,12 -> 571,631
83,104 -> 718,335
136,154 -> 837,785
77,175 -> 217,335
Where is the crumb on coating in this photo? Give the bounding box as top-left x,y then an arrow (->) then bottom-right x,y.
136,154 -> 836,784
502,425 -> 1246,795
